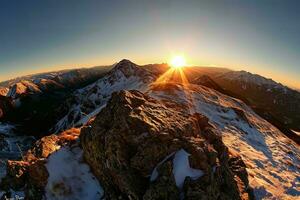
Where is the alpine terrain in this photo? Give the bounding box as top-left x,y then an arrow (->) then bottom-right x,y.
0,60 -> 299,200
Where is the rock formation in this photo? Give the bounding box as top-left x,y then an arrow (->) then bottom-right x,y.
80,90 -> 253,200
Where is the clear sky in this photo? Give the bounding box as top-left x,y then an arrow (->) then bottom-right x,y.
0,0 -> 299,88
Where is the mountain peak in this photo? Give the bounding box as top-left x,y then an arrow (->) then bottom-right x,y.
118,59 -> 134,64
111,59 -> 138,73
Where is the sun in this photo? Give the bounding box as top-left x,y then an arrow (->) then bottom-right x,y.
170,55 -> 186,68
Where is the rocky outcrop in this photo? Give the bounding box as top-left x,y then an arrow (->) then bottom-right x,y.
80,90 -> 253,200
0,128 -> 80,199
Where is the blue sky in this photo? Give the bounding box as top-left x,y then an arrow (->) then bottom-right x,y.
0,0 -> 299,88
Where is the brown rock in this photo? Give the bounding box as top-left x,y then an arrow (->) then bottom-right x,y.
24,135 -> 60,162
80,90 -> 253,200
28,159 -> 49,188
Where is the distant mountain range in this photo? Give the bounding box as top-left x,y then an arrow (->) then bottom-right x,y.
0,66 -> 112,135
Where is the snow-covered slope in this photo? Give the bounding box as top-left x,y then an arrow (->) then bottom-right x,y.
217,70 -> 287,90
53,59 -> 156,132
214,70 -> 300,131
149,83 -> 300,199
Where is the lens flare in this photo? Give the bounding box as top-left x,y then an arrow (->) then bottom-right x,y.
170,55 -> 186,68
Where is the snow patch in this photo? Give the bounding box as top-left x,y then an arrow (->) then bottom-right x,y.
150,149 -> 204,191
173,149 -> 204,189
45,145 -> 103,200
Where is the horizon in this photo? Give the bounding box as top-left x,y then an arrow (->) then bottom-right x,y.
1,0 -> 300,89
1,59 -> 299,91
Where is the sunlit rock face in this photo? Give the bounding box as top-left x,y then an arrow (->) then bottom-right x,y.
0,88 -> 8,97
80,90 -> 252,200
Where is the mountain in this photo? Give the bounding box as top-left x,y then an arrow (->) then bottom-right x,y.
0,60 -> 299,200
213,70 -> 300,137
53,59 -> 156,132
0,66 -> 112,136
0,66 -> 113,88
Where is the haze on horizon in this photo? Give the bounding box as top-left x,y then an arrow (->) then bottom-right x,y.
0,0 -> 300,89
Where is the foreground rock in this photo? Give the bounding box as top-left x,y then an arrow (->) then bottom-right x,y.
81,90 -> 253,200
0,129 -> 80,199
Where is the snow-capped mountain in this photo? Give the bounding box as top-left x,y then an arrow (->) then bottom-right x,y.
217,70 -> 286,88
7,80 -> 42,99
54,59 -> 156,132
214,70 -> 300,132
0,66 -> 112,136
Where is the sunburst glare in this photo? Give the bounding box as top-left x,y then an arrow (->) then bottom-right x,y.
170,55 -> 186,68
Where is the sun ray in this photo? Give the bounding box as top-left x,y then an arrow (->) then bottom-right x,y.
151,59 -> 197,115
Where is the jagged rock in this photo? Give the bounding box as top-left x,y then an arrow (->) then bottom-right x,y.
143,161 -> 179,200
24,135 -> 60,162
23,128 -> 80,162
80,90 -> 253,200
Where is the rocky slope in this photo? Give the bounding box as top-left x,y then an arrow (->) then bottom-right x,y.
148,83 -> 300,199
1,91 -> 253,200
191,75 -> 300,145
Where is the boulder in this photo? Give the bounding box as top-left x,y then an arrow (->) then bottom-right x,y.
81,90 -> 253,200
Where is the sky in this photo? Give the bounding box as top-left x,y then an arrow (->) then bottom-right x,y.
0,0 -> 300,88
